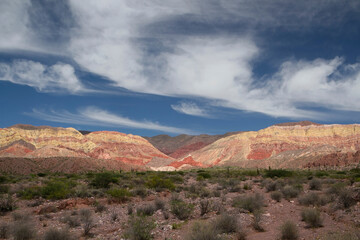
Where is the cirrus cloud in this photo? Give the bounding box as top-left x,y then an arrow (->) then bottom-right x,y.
26,106 -> 194,134
1,0 -> 360,121
171,102 -> 211,118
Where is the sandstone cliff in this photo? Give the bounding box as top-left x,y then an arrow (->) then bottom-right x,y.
0,125 -> 172,173
176,124 -> 360,169
1,123 -> 360,173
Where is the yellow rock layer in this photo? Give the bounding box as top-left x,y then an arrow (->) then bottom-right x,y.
190,124 -> 360,165
0,127 -> 96,153
86,131 -> 150,145
0,126 -> 159,155
228,124 -> 360,142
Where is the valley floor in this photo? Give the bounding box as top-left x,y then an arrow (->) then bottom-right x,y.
0,168 -> 359,240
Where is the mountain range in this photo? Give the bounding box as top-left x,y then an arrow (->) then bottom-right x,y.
0,122 -> 359,174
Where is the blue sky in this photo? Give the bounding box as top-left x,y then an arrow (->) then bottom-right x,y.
1,0 -> 360,136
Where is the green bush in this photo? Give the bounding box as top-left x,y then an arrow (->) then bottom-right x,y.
146,176 -> 175,191
107,188 -> 132,202
41,180 -> 75,200
280,221 -> 299,240
265,169 -> 293,178
169,175 -> 184,183
301,208 -> 323,228
0,185 -> 9,194
197,172 -> 211,179
314,171 -> 329,177
0,176 -> 7,184
233,193 -> 264,213
170,198 -> 194,220
124,215 -> 155,240
18,186 -> 42,199
90,172 -> 118,188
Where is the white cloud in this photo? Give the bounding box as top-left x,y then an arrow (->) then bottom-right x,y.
271,58 -> 360,112
171,102 -> 210,117
67,0 -> 195,92
2,0 -> 360,120
0,0 -> 32,51
160,39 -> 360,119
27,107 -> 193,134
0,60 -> 91,94
63,1 -> 360,119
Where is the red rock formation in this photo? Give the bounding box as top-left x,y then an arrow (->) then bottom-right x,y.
2,123 -> 360,173
145,132 -> 241,159
184,124 -> 360,169
0,125 -> 170,174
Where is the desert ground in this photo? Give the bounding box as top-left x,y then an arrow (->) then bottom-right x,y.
0,168 -> 359,240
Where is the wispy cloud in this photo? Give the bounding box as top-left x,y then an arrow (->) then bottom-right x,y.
0,60 -> 95,94
26,106 -> 194,134
2,0 -> 360,120
171,102 -> 211,118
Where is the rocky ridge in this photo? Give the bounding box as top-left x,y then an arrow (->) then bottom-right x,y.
184,124 -> 360,169
0,124 -> 172,174
1,123 -> 360,173
144,132 -> 240,159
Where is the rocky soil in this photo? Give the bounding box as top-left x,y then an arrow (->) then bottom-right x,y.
0,169 -> 359,240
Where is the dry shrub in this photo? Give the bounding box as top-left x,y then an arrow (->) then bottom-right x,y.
271,191 -> 283,202
79,209 -> 95,236
186,221 -> 224,240
43,228 -> 73,240
309,178 -> 322,190
12,221 -> 36,240
213,213 -> 238,234
280,221 -> 299,240
301,208 -> 323,228
124,215 -> 155,240
200,199 -> 212,216
233,193 -> 264,213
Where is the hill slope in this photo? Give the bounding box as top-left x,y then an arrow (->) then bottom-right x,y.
144,132 -> 240,159
180,124 -> 360,169
0,125 -> 172,173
